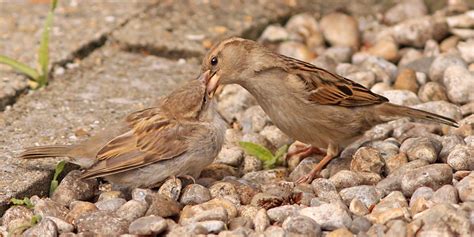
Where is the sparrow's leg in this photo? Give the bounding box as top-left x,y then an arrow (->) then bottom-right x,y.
286,141 -> 325,161
296,143 -> 339,184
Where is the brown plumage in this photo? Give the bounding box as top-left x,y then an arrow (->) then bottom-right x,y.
200,37 -> 458,183
20,74 -> 227,188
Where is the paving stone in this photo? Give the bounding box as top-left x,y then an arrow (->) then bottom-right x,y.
112,0 -> 313,57
0,0 -> 158,110
0,45 -> 199,215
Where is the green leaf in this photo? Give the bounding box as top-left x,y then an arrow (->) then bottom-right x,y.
0,55 -> 39,80
51,0 -> 58,10
37,11 -> 54,87
53,160 -> 66,181
274,144 -> 289,160
30,214 -> 42,225
239,141 -> 274,161
49,160 -> 65,196
10,197 -> 34,209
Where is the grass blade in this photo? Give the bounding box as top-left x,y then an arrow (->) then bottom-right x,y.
49,160 -> 65,196
0,55 -> 39,80
239,141 -> 274,161
38,0 -> 59,87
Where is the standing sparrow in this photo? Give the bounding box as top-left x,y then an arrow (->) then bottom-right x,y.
201,37 -> 458,183
20,71 -> 227,188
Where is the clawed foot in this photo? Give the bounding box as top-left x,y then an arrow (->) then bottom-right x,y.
286,143 -> 325,162
295,170 -> 321,184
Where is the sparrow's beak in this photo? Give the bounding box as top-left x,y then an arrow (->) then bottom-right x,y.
200,70 -> 220,98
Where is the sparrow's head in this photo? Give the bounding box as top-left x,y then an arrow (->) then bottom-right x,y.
162,72 -> 217,120
201,37 -> 273,92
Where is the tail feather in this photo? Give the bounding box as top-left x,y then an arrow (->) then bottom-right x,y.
378,103 -> 459,127
19,145 -> 72,159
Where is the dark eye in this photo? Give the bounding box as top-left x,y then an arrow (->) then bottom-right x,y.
210,57 -> 218,66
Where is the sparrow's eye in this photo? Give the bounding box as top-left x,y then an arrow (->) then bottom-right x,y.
210,57 -> 218,66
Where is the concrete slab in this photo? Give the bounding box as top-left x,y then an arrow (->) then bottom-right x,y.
0,44 -> 200,213
111,0 -> 309,58
0,0 -> 158,110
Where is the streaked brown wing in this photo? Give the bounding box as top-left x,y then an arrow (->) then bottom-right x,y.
279,54 -> 388,107
81,108 -> 203,179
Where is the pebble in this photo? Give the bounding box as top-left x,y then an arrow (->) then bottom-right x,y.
383,0 -> 427,25
443,65 -> 474,104
349,216 -> 372,234
385,219 -> 407,237
264,226 -> 287,237
196,220 -> 226,233
367,191 -> 410,224
447,145 -> 474,171
44,216 -> 74,234
390,17 -> 443,48
456,174 -> 474,202
350,147 -> 384,174
414,203 -> 471,236
376,159 -> 429,196
51,170 -> 98,206
158,177 -> 182,201
429,53 -> 467,82
282,215 -> 321,237
34,198 -> 69,221
97,191 -> 124,201
410,186 -> 434,207
128,215 -> 167,235
278,41 -> 315,61
440,35 -> 460,53
393,68 -> 419,93
401,164 -> 453,196
217,84 -> 255,122
323,46 -> 353,63
209,182 -> 241,205
266,205 -> 301,223
329,170 -> 364,190
339,185 -> 381,208
285,13 -> 323,49
240,105 -> 271,133
432,184 -> 459,204
457,39 -> 474,63
229,216 -> 253,230
180,198 -> 237,225
253,208 -> 270,232
380,90 -> 421,106
75,211 -> 128,235
299,204 -> 352,230
241,169 -> 287,187
320,12 -> 360,49
115,199 -> 148,222
346,71 -> 377,88
349,198 -> 369,216
399,137 -> 441,163
326,228 -> 353,237
200,163 -> 238,180
145,193 -> 181,217
65,201 -> 98,224
417,81 -> 448,102
131,188 -> 153,203
95,197 -> 126,212
180,183 -> 212,205
413,101 -> 462,122
23,218 -> 58,237
259,25 -> 288,42
2,205 -> 34,232
215,146 -> 244,167
366,38 -> 399,62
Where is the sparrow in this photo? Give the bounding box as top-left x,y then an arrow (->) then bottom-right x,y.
20,71 -> 227,188
200,37 -> 459,184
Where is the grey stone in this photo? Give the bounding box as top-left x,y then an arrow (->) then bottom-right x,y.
241,105 -> 271,133
414,203 -> 471,236
23,218 -> 58,237
34,198 -> 68,221
180,184 -> 212,205
115,200 -> 148,222
282,215 -> 322,237
350,147 -> 384,174
44,216 -> 74,234
399,137 -> 441,163
443,65 -> 474,104
215,146 -> 244,167
401,164 -> 453,196
267,205 -> 301,223
429,53 -> 467,82
76,211 -> 128,235
456,174 -> 474,202
339,185 -> 381,208
432,184 -> 459,204
145,193 -> 181,218
95,197 -> 126,212
299,204 -> 352,230
349,216 -> 372,234
447,145 -> 474,171
253,208 -> 270,232
158,177 -> 182,201
311,178 -> 341,203
128,215 -> 167,235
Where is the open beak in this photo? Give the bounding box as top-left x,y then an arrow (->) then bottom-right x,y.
200,70 -> 220,98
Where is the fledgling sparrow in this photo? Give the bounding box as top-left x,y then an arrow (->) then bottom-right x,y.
20,72 -> 227,188
200,37 -> 458,183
